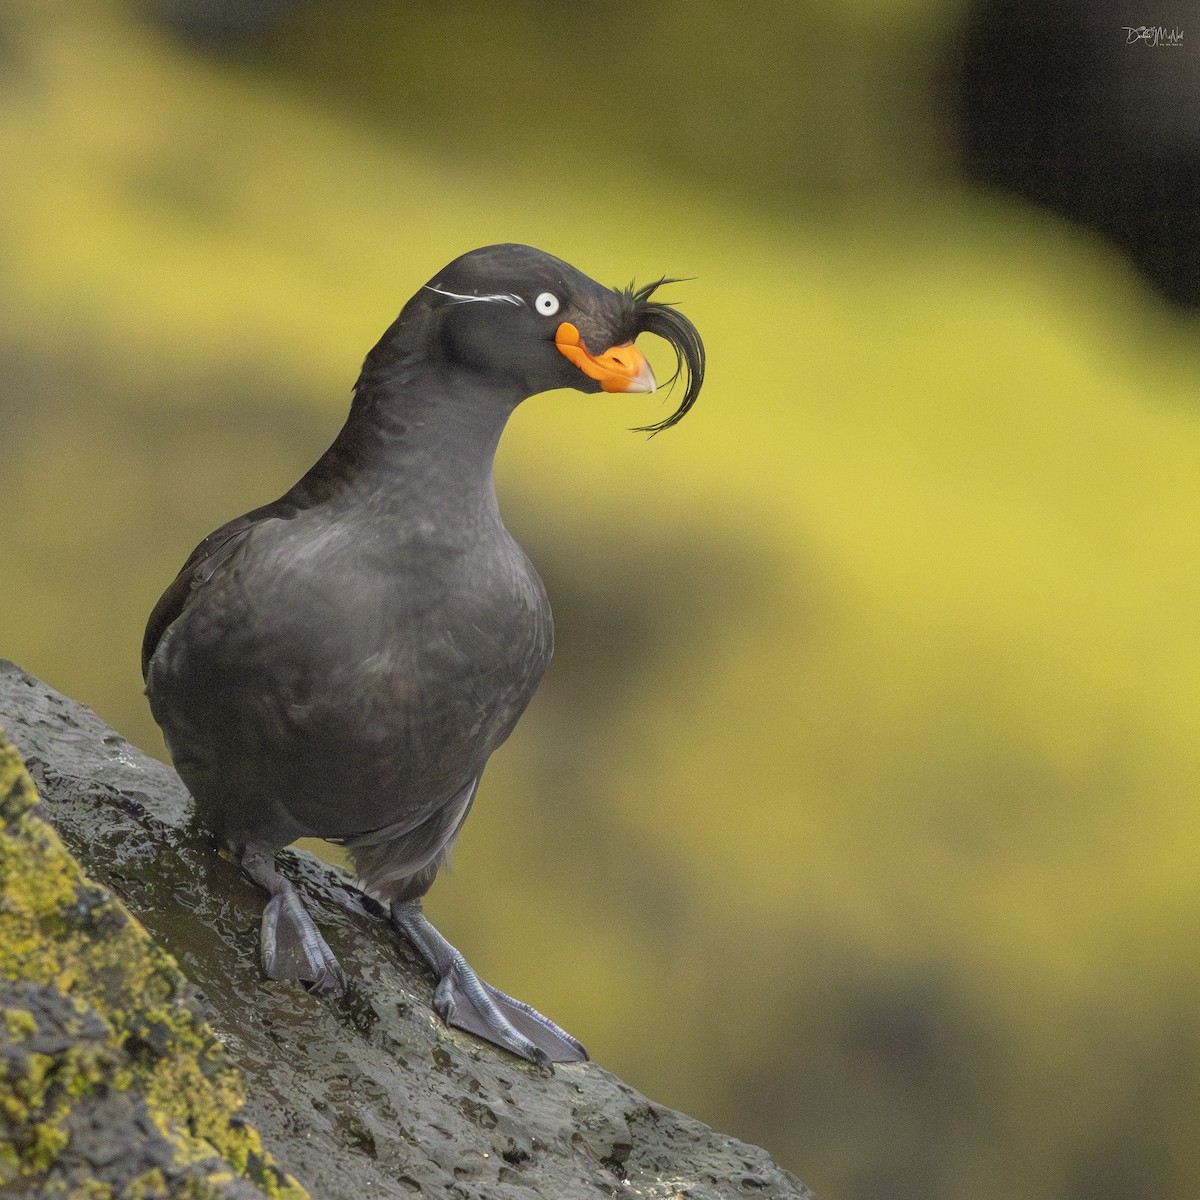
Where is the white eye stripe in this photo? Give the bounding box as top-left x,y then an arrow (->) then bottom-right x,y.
534,292 -> 561,316
423,285 -> 525,306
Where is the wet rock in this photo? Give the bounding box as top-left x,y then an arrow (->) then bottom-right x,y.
0,660 -> 815,1200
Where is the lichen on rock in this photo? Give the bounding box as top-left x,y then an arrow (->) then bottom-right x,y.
0,733 -> 307,1200
1,660 -> 815,1199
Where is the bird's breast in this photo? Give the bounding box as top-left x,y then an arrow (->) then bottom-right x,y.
150,510 -> 553,819
269,517 -> 552,744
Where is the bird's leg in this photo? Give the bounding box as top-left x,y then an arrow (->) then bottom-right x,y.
242,849 -> 345,993
390,899 -> 587,1064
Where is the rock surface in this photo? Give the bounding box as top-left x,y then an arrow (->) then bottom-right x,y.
0,661 -> 815,1199
0,708 -> 306,1198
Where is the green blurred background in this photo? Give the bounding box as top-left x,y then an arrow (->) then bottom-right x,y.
3,2 -> 1199,1197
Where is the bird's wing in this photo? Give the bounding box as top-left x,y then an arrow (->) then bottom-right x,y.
141,500 -> 297,681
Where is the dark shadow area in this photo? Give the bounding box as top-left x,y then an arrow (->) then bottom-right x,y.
951,0 -> 1199,308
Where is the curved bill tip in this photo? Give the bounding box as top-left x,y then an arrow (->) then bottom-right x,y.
605,349 -> 657,394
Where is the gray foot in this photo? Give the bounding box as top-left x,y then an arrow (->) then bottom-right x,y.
391,900 -> 587,1064
243,851 -> 345,993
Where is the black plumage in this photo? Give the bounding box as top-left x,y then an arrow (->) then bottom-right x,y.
142,243 -> 704,1063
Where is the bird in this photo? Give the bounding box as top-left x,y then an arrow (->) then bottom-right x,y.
142,243 -> 704,1064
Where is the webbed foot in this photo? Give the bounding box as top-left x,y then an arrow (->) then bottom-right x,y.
391,899 -> 587,1063
243,851 -> 346,993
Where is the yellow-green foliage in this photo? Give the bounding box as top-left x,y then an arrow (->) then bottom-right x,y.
3,3 -> 1200,1199
0,734 -> 308,1199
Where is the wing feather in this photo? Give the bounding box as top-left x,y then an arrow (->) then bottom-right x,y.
141,499 -> 300,680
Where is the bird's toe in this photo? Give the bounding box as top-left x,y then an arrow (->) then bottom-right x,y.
261,890 -> 346,992
433,964 -> 586,1064
434,966 -> 546,1063
300,958 -> 348,995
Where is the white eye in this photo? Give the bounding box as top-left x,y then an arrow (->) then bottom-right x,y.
534,292 -> 561,316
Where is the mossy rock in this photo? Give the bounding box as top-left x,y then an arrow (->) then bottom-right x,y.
0,731 -> 307,1199
0,661 -> 814,1199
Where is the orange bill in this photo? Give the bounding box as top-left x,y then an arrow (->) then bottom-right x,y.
555,322 -> 657,394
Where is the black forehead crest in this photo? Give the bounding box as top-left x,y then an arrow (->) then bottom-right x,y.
619,279 -> 706,433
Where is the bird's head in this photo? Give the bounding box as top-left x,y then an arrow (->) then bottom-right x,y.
365,244 -> 705,433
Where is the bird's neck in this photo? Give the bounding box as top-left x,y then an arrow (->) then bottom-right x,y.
293,364 -> 524,524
